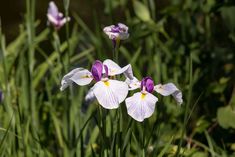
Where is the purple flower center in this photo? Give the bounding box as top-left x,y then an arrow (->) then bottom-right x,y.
56,15 -> 63,21
111,26 -> 121,33
141,77 -> 154,93
91,60 -> 103,81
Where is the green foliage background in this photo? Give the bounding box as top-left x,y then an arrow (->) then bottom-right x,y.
0,0 -> 235,156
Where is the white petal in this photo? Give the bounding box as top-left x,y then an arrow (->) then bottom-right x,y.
117,23 -> 128,32
125,92 -> 158,122
108,80 -> 129,103
60,68 -> 93,91
173,91 -> 183,105
121,64 -> 134,80
92,80 -> 128,109
105,32 -> 119,40
48,1 -> 59,18
103,59 -> 133,77
111,64 -> 132,76
125,77 -> 140,90
60,68 -> 83,91
70,69 -> 93,86
155,83 -> 183,105
117,23 -> 129,40
103,25 -> 115,33
47,14 -> 58,25
154,83 -> 178,96
103,59 -> 122,76
59,17 -> 70,26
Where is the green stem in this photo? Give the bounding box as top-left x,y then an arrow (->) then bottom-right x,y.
62,1 -> 74,153
63,0 -> 71,72
142,148 -> 145,157
26,0 -> 36,127
175,53 -> 193,157
53,30 -> 65,75
0,32 -> 13,115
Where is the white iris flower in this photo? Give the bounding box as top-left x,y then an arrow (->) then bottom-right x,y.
125,77 -> 183,122
47,1 -> 70,30
103,23 -> 129,48
60,59 -> 131,109
103,23 -> 129,41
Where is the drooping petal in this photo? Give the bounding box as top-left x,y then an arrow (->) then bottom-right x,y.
117,23 -> 129,40
125,77 -> 141,90
91,60 -> 103,81
60,68 -> 93,91
122,64 -> 134,80
48,1 -> 59,18
154,83 -> 178,96
70,69 -> 93,86
85,87 -> 96,104
60,68 -> 84,91
125,92 -> 158,122
154,83 -> 183,105
92,79 -> 128,109
172,90 -> 183,105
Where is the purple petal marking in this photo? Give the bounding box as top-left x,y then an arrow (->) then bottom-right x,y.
104,64 -> 109,78
141,77 -> 154,93
91,60 -> 103,81
111,26 -> 120,33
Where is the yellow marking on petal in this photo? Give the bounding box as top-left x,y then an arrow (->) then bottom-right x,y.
141,93 -> 146,100
110,69 -> 117,76
104,81 -> 110,87
111,69 -> 116,73
81,75 -> 90,78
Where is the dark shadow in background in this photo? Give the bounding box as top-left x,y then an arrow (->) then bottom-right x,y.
0,0 -> 107,42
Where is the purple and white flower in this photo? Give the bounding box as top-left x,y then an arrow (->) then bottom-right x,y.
103,23 -> 129,48
125,77 -> 183,122
47,1 -> 70,29
60,59 -> 131,109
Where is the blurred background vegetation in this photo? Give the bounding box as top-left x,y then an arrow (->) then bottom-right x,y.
0,0 -> 235,156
